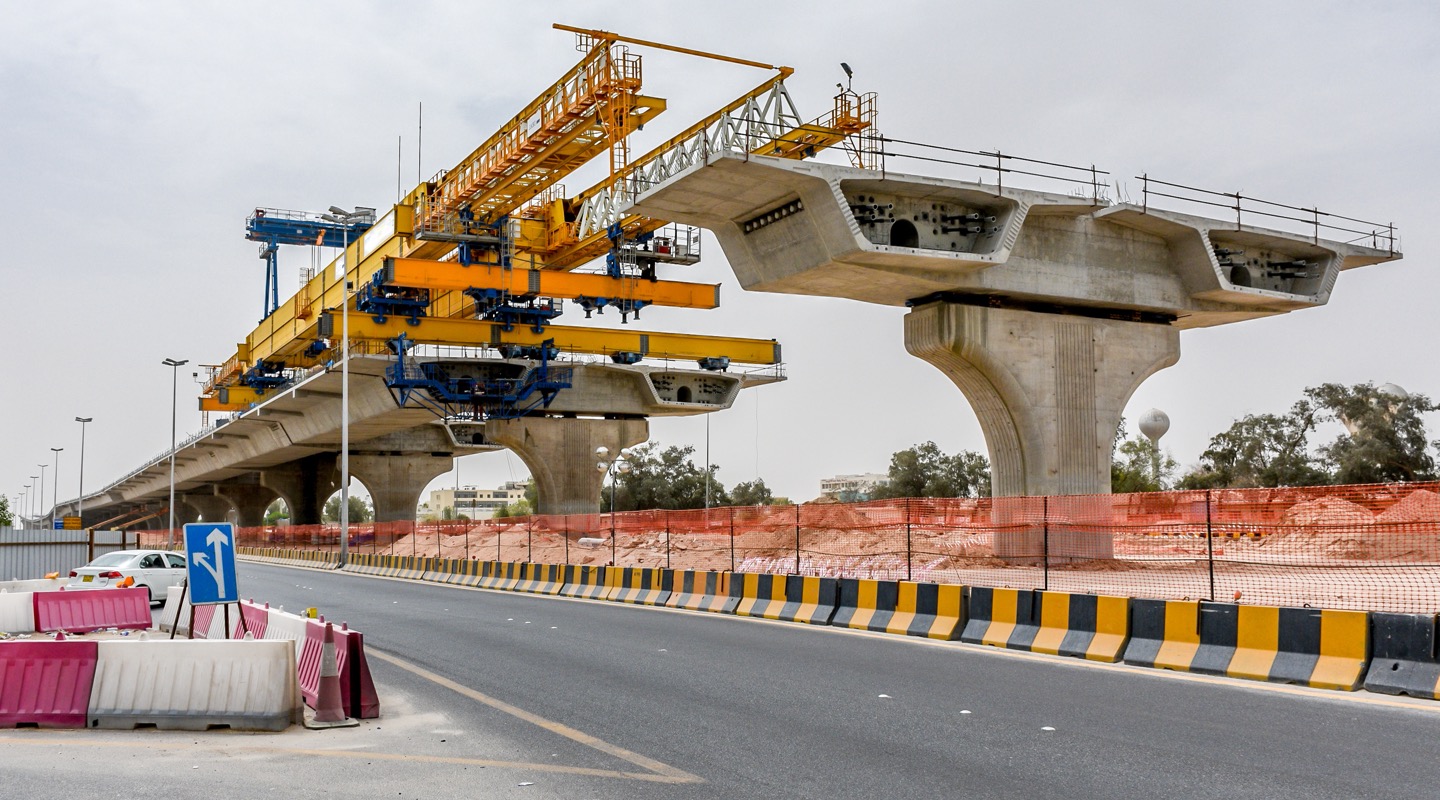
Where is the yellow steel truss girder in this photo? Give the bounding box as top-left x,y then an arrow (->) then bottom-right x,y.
381,257 -> 718,309
340,315 -> 780,365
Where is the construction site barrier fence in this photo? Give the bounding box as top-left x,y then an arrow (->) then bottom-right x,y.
140,481 -> 1440,613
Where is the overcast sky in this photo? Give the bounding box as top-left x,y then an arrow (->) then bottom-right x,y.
3,1 -> 1437,515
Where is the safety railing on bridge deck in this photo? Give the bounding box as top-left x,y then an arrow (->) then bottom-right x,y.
141,481 -> 1440,615
1135,174 -> 1399,253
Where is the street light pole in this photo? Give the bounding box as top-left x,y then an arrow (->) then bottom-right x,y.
50,448 -> 63,530
322,207 -> 368,568
594,447 -> 631,565
163,357 -> 189,550
37,464 -> 47,530
27,479 -> 36,527
76,417 -> 93,524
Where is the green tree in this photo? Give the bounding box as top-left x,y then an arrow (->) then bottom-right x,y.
263,499 -> 288,525
1177,400 -> 1327,489
493,498 -> 532,519
611,443 -> 729,510
730,478 -> 774,506
1306,382 -> 1438,484
871,442 -> 991,499
0,495 -> 12,528
323,494 -> 373,523
1112,421 -> 1179,493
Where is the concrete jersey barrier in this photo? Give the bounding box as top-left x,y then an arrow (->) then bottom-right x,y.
666,571 -> 738,613
961,588 -> 1042,649
832,579 -> 965,640
1364,612 -> 1440,699
1027,591 -> 1131,663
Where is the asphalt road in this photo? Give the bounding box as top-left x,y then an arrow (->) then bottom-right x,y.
6,562 -> 1439,799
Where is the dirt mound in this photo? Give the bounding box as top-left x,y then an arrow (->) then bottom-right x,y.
1281,496 -> 1374,527
1376,489 -> 1440,524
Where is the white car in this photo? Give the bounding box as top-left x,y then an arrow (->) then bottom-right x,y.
67,550 -> 187,606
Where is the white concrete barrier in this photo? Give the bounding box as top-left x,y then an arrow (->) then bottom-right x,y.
158,584 -> 191,634
89,639 -> 301,731
0,590 -> 35,633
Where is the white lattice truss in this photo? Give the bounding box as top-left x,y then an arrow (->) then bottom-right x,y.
573,80 -> 805,240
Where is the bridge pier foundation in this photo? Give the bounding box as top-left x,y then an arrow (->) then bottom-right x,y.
905,302 -> 1179,558
486,417 -> 648,516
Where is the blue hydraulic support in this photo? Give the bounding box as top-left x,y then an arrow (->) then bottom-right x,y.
385,334 -> 572,420
245,207 -> 375,320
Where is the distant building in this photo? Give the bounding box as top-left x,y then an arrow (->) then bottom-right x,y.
819,473 -> 888,500
426,480 -> 529,520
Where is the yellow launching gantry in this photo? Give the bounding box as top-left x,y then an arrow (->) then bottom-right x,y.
200,24 -> 876,415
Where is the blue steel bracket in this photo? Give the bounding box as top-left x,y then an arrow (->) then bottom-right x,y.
698,356 -> 731,372
241,360 -> 291,389
610,351 -> 644,365
466,288 -> 562,334
385,334 -> 571,420
573,295 -> 648,323
356,275 -> 429,326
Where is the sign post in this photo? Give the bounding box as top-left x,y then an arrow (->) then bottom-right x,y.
182,522 -> 244,639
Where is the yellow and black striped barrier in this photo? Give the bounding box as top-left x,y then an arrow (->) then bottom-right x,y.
480,561 -> 525,591
831,579 -> 966,640
960,587 -> 1042,649
733,573 -> 837,625
515,563 -> 566,595
1365,612 -> 1440,699
666,570 -> 738,613
558,565 -> 608,599
1028,591 -> 1131,662
607,567 -> 672,605
1123,599 -> 1369,689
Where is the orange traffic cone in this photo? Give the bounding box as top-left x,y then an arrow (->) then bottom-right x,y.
306,622 -> 359,729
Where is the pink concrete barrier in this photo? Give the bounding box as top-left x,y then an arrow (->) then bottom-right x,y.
0,640 -> 98,728
33,588 -> 150,633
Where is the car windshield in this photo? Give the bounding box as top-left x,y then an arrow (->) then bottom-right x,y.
87,552 -> 135,568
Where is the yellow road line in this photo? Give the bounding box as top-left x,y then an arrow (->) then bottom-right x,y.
0,736 -> 691,783
366,647 -> 703,784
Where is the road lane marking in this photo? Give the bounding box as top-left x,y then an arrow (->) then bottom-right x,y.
0,736 -> 695,783
366,647 -> 704,784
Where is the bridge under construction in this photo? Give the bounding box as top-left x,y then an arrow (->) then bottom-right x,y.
59,23 -> 1398,543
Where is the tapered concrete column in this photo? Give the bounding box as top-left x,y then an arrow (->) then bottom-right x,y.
182,493 -> 234,525
906,302 -> 1179,559
261,454 -> 339,525
486,417 -> 649,515
906,302 -> 1179,496
215,484 -> 282,528
347,452 -> 455,524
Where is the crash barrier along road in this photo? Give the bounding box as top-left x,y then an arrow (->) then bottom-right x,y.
240,554 -> 1431,702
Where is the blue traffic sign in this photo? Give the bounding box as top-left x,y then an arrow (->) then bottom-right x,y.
183,522 -> 239,605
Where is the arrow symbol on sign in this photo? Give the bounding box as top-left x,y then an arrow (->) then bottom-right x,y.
191,527 -> 230,597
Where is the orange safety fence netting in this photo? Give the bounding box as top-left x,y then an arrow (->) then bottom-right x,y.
140,481 -> 1440,613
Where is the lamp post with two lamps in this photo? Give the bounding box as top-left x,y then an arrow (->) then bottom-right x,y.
595,446 -> 632,566
163,357 -> 189,550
